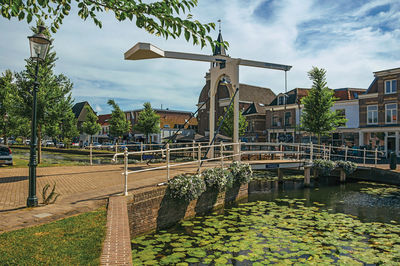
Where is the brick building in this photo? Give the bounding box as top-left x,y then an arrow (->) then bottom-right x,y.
359,67 -> 400,155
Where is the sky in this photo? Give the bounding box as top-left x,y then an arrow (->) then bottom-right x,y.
1,0 -> 399,114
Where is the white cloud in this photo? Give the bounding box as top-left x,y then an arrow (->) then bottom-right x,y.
0,0 -> 399,114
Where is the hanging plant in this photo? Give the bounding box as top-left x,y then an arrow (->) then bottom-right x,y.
336,160 -> 357,175
228,161 -> 253,184
167,174 -> 206,202
202,167 -> 233,192
313,159 -> 336,176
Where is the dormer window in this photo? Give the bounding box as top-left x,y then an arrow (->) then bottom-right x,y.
278,96 -> 285,105
385,80 -> 397,94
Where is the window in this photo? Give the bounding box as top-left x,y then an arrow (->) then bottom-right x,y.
385,103 -> 397,124
385,80 -> 397,94
285,112 -> 291,126
278,96 -> 285,105
367,105 -> 378,125
272,116 -> 278,127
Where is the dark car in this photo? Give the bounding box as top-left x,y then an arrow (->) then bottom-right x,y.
0,145 -> 13,166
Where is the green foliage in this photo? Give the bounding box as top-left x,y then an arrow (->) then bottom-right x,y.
218,103 -> 248,138
0,207 -> 106,265
336,160 -> 357,175
167,173 -> 206,202
228,161 -> 253,184
313,159 -> 336,176
14,21 -> 76,158
300,67 -> 347,144
82,105 -> 101,144
202,167 -> 233,192
41,183 -> 60,205
134,102 -> 160,143
0,0 -> 227,49
107,99 -> 131,141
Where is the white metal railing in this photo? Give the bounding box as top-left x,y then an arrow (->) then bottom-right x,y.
112,142 -> 240,195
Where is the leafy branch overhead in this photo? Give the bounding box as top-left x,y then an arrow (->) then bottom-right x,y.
1,0 -> 228,49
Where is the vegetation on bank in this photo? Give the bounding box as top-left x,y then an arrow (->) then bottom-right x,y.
0,207 -> 107,265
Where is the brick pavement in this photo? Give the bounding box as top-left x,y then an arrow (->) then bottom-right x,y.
0,162 -> 215,233
100,196 -> 132,266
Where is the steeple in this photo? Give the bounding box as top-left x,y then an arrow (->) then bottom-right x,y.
213,19 -> 226,56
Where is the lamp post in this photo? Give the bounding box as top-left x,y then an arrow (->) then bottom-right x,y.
27,25 -> 51,207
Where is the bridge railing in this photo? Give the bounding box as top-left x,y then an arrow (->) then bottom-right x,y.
112,142 -> 240,195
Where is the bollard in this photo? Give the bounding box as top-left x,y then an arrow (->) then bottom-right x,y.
123,147 -> 128,196
166,143 -> 170,181
89,143 -> 93,166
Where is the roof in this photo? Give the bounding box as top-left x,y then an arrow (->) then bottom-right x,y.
72,101 -> 88,119
126,109 -> 193,115
97,114 -> 112,125
213,30 -> 226,56
373,67 -> 400,77
334,88 -> 366,100
269,88 -> 310,106
242,102 -> 267,115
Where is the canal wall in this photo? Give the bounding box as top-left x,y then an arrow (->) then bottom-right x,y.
349,167 -> 400,185
127,183 -> 248,237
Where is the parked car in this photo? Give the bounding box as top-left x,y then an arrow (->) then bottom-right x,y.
0,145 -> 13,166
71,142 -> 80,147
56,142 -> 65,148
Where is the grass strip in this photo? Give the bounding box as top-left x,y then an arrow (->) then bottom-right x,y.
0,207 -> 107,265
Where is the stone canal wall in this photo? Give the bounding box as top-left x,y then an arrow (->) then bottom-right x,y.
127,184 -> 248,237
349,167 -> 400,185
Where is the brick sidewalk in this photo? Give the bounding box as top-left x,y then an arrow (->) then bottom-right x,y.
0,162 -> 213,233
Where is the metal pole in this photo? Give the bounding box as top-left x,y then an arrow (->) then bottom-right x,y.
197,143 -> 201,174
166,143 -> 170,181
90,143 -> 93,165
27,59 -> 40,207
220,142 -> 224,168
124,147 -> 128,196
363,148 -> 366,165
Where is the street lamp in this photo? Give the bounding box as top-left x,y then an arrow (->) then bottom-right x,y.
27,25 -> 51,207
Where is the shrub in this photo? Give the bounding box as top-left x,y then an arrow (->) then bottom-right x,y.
313,159 -> 336,176
202,167 -> 233,192
336,160 -> 357,175
228,161 -> 253,184
167,174 -> 206,202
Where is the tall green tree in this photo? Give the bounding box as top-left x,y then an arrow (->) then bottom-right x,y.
134,102 -> 160,143
107,99 -> 131,144
0,0 -> 227,49
14,21 -> 75,162
300,67 -> 347,144
217,103 -> 248,138
82,106 -> 101,145
0,70 -> 30,145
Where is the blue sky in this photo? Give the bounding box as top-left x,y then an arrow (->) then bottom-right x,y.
1,0 -> 399,114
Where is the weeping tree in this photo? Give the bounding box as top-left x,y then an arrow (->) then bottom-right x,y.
134,102 -> 160,144
300,67 -> 347,144
14,21 -> 75,163
107,99 -> 131,144
0,0 -> 227,49
82,106 -> 101,145
218,103 -> 248,139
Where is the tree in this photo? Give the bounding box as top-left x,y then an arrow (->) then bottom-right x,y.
217,103 -> 248,138
107,99 -> 131,144
134,102 -> 160,143
82,106 -> 101,145
14,21 -> 75,162
0,0 -> 227,49
0,70 -> 30,145
60,108 -> 79,147
300,67 -> 347,144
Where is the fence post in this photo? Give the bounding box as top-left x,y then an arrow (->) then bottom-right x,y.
197,143 -> 201,174
192,140 -> 195,161
297,144 -> 300,160
323,144 -> 326,160
363,148 -> 366,165
310,142 -> 313,162
239,142 -> 242,162
220,142 -> 224,168
375,148 -> 378,166
280,144 -> 283,160
115,143 -> 118,154
89,143 -> 93,166
166,143 -> 170,182
345,146 -> 348,161
124,147 -> 128,196
328,144 -> 332,161
140,142 -> 143,163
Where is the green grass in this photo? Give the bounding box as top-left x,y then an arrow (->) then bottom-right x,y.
0,207 -> 107,265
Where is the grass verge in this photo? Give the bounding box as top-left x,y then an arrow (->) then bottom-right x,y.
0,207 -> 107,265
